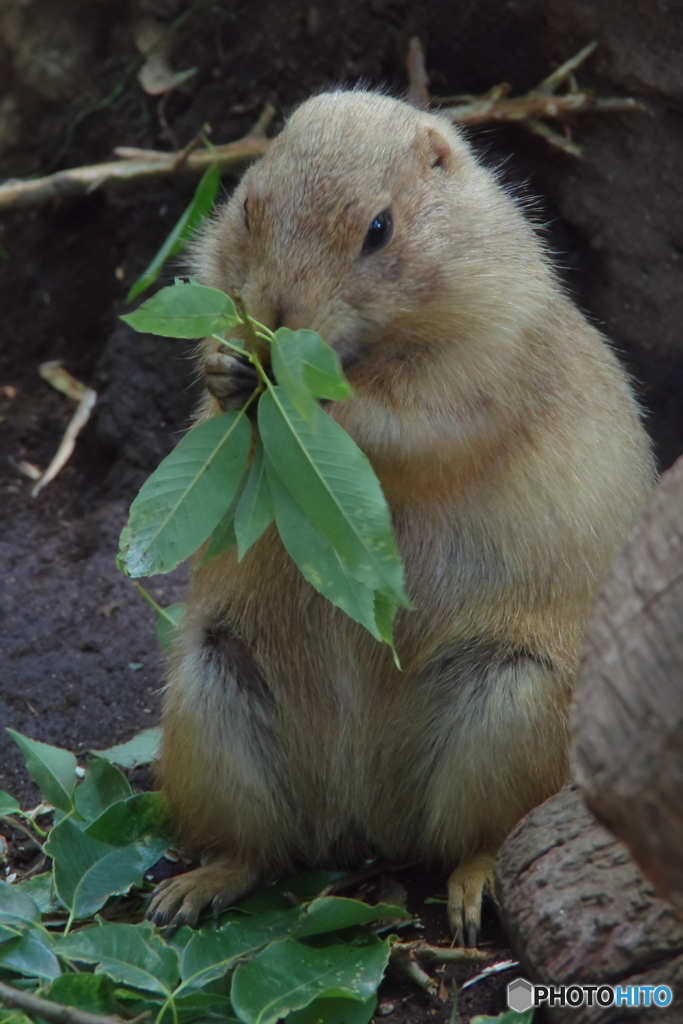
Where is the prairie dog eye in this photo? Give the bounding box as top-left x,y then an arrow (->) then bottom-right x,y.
243,197 -> 250,232
362,209 -> 393,255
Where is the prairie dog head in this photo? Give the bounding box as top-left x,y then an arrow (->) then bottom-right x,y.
194,91 -> 550,374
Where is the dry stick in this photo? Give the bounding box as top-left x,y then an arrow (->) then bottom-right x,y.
391,947 -> 440,997
432,39 -> 646,156
395,940 -> 490,962
0,980 -> 148,1024
0,43 -> 644,213
389,941 -> 490,999
0,136 -> 267,209
405,35 -> 430,108
0,106 -> 275,210
31,387 -> 97,497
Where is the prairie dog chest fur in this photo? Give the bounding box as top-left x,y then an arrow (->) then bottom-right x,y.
152,90 -> 655,939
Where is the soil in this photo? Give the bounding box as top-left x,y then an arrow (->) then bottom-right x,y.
1,1 -> 682,1020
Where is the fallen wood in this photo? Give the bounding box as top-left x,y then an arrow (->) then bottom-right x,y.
573,454 -> 683,916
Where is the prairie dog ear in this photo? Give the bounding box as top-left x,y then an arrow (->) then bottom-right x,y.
418,124 -> 459,172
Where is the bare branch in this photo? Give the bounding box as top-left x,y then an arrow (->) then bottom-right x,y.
406,37 -> 430,109
0,43 -> 645,213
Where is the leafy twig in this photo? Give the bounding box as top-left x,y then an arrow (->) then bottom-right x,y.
0,980 -> 144,1024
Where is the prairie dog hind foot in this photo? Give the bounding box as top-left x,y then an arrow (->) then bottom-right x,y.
146,855 -> 261,928
447,852 -> 497,947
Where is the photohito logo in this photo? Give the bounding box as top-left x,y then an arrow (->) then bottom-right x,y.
507,978 -> 673,1012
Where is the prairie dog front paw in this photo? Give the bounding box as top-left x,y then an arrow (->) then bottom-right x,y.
203,350 -> 258,411
146,856 -> 260,929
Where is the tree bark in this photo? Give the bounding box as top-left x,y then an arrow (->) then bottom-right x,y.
573,455 -> 683,915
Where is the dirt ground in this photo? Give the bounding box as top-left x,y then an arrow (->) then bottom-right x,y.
1,1 -> 682,1020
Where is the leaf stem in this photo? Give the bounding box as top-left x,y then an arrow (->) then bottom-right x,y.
154,995 -> 178,1024
132,582 -> 166,618
212,331 -> 272,393
0,813 -> 46,850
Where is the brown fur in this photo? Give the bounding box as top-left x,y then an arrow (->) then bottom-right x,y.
148,91 -> 655,941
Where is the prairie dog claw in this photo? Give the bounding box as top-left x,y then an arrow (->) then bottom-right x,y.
146,856 -> 260,929
447,852 -> 497,947
203,350 -> 258,410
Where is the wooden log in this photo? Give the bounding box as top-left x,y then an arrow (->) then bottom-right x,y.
573,454 -> 683,914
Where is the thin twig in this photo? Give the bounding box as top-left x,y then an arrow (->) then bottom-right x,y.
433,40 -> 645,156
0,136 -> 267,210
406,37 -> 430,108
393,940 -> 490,963
391,948 -> 439,997
0,44 -> 646,213
1,104 -> 276,210
32,387 -> 97,497
170,123 -> 211,171
0,980 -> 145,1024
0,814 -> 45,852
537,41 -> 597,93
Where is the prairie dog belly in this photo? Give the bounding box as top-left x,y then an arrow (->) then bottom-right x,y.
161,512 -> 571,869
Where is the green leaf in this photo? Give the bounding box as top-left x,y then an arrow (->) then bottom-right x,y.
0,882 -> 40,929
197,471 -> 246,566
127,163 -> 221,302
280,872 -> 347,903
266,465 -> 381,641
235,872 -> 342,916
287,995 -> 376,1024
117,989 -> 237,1024
173,992 -> 237,1022
272,328 -> 353,411
91,727 -> 162,769
179,929 -> 242,988
57,922 -> 179,997
231,936 -> 390,1024
234,440 -> 275,558
258,388 -> 409,607
45,819 -> 166,919
293,897 -> 412,939
372,592 -> 400,667
156,602 -> 186,653
121,281 -> 240,338
46,973 -> 118,1015
118,409 -> 252,577
181,908 -> 301,989
5,731 -> 77,812
0,1012 -> 33,1024
16,874 -> 56,914
74,758 -> 132,823
85,792 -> 170,846
0,792 -> 20,817
0,930 -> 60,981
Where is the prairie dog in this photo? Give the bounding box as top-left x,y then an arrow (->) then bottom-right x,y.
148,91 -> 655,943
